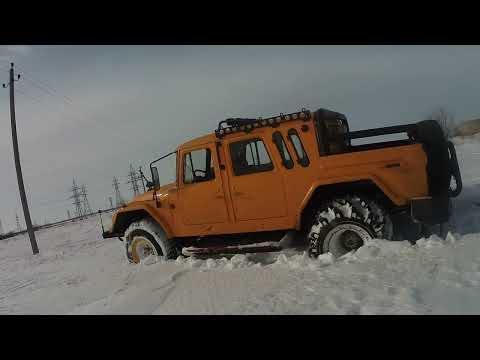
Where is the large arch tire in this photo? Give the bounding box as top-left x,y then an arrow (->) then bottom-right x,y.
124,219 -> 177,264
307,194 -> 393,258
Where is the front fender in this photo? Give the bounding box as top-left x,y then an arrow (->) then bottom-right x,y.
111,203 -> 174,239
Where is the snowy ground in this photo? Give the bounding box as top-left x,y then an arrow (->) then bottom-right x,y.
1,135 -> 480,314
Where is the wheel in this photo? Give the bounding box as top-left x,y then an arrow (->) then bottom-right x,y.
124,218 -> 177,264
307,194 -> 393,258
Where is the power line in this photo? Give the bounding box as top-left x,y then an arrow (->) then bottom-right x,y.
15,66 -> 74,104
15,83 -> 88,128
15,80 -> 94,128
14,64 -> 109,132
22,75 -> 73,106
15,88 -> 44,104
15,64 -> 104,119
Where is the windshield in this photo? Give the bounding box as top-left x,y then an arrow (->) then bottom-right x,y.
150,151 -> 177,187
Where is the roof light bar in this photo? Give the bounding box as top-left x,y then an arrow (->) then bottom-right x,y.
215,109 -> 311,138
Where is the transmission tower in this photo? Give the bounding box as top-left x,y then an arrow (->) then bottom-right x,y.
138,166 -> 146,193
69,179 -> 84,218
81,184 -> 92,215
0,219 -> 3,235
126,164 -> 142,197
67,210 -> 71,219
108,196 -> 113,209
112,177 -> 125,208
15,213 -> 22,232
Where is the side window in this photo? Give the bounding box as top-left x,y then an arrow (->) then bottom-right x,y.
288,129 -> 310,167
183,148 -> 215,184
272,131 -> 293,169
229,138 -> 274,176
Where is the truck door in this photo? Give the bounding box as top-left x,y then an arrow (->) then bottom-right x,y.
179,144 -> 228,225
225,136 -> 287,221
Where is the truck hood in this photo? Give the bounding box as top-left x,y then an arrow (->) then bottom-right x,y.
128,183 -> 176,204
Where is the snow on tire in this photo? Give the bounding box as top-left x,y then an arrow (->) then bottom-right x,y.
124,218 -> 177,264
307,195 -> 393,258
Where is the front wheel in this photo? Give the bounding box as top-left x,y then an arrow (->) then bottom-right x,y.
307,195 -> 393,258
124,219 -> 177,263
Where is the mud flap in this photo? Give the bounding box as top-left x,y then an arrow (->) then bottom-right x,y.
411,196 -> 451,225
447,140 -> 462,197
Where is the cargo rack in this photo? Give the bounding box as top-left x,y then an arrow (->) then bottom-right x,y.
215,109 -> 312,139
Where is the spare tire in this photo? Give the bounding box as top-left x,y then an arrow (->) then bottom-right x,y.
411,120 -> 451,198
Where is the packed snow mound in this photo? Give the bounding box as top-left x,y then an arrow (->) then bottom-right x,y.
455,118 -> 480,137
0,135 -> 479,314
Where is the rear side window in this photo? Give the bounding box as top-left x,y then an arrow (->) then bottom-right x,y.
229,138 -> 274,176
272,131 -> 293,169
288,129 -> 310,167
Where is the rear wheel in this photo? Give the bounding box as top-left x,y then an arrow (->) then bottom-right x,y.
124,219 -> 177,263
307,195 -> 393,258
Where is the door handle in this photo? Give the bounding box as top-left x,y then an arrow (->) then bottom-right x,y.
215,189 -> 224,199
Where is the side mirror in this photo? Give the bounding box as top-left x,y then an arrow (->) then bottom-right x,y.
151,167 -> 160,190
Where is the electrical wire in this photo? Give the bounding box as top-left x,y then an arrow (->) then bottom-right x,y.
15,88 -> 44,104
16,65 -> 74,105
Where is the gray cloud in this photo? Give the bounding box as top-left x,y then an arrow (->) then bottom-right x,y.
1,45 -> 479,232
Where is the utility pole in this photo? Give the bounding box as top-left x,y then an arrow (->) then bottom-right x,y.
3,63 -> 39,254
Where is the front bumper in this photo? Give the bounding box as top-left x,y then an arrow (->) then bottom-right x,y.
102,230 -> 122,240
102,230 -> 124,242
410,140 -> 462,226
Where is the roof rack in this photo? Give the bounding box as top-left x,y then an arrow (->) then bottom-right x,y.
215,108 -> 312,139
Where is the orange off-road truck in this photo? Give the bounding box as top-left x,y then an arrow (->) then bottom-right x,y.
101,108 -> 462,263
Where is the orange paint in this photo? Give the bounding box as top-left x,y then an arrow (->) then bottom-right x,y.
111,112 -> 429,240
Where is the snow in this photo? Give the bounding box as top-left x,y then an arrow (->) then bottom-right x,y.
1,137 -> 480,314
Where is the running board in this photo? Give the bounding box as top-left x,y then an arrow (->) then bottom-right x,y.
182,242 -> 282,257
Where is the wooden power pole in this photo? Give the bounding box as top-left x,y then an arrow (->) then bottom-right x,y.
3,63 -> 39,254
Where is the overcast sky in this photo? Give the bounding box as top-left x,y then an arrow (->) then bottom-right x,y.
0,45 -> 479,232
